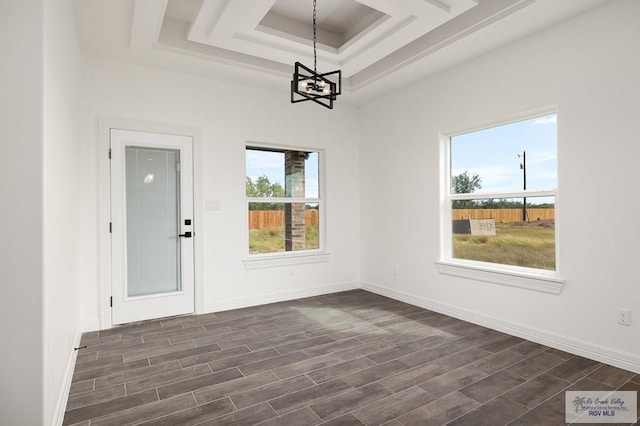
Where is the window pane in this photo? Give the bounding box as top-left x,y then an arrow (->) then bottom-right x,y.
451,197 -> 555,270
305,152 -> 319,198
246,149 -> 284,198
451,114 -> 557,194
246,148 -> 319,199
248,202 -> 319,254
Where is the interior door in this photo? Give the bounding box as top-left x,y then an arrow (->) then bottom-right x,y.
110,129 -> 194,325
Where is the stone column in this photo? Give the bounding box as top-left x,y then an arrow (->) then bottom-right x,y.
285,151 -> 307,251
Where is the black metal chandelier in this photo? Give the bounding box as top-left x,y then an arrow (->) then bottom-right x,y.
291,0 -> 342,109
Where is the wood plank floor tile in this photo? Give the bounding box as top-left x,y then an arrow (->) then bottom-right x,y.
147,342 -> 221,365
343,359 -> 411,388
62,389 -> 158,425
587,363 -> 637,388
123,340 -> 196,362
380,362 -> 445,392
198,402 -> 278,425
207,348 -> 280,372
503,351 -> 566,380
94,359 -> 182,390
269,378 -> 353,414
69,379 -> 94,396
231,375 -> 316,410
351,386 -> 434,425
502,373 -> 570,408
306,357 -> 378,384
62,290 -> 638,425
73,354 -> 123,372
135,397 -> 236,426
318,413 -> 365,425
239,350 -> 308,376
157,367 -> 243,400
66,384 -> 125,410
546,356 -> 602,382
72,359 -> 150,383
125,363 -> 211,394
309,382 -> 393,420
90,394 -> 197,426
397,391 -> 481,426
193,370 -> 279,404
458,370 -> 526,403
178,344 -> 251,368
447,396 -> 527,426
273,354 -> 344,380
256,407 -> 322,426
419,365 -> 488,398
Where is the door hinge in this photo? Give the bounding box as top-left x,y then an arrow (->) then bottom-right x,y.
110,297 -> 113,307
108,148 -> 111,159
109,222 -> 112,233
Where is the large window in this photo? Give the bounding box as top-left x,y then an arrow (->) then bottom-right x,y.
246,146 -> 321,255
444,112 -> 558,274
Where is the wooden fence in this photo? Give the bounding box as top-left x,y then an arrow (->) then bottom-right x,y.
452,208 -> 555,223
249,210 -> 319,230
249,208 -> 553,229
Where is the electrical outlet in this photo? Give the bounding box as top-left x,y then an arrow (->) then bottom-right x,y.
617,308 -> 631,326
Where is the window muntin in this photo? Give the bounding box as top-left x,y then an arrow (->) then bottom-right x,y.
246,147 -> 321,255
446,113 -> 557,272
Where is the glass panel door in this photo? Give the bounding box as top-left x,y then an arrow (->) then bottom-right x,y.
110,128 -> 194,325
125,147 -> 181,297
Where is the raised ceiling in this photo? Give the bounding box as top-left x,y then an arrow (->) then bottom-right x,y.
73,0 -> 614,105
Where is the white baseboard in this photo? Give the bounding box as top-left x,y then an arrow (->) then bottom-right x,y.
203,282 -> 359,314
359,281 -> 640,374
52,330 -> 82,426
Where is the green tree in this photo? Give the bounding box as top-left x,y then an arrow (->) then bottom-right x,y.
452,171 -> 482,208
246,175 -> 285,210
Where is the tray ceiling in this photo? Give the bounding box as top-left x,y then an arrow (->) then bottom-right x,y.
73,0 -> 614,105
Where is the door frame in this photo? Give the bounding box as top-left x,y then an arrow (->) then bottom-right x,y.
98,118 -> 203,329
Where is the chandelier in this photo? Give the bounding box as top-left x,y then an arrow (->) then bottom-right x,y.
290,0 -> 342,109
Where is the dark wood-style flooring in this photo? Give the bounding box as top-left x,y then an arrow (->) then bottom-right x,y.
64,290 -> 639,425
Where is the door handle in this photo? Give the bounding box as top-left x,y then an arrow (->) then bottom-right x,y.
178,231 -> 192,238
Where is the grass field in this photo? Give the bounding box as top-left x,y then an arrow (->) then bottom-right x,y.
249,225 -> 319,254
249,221 -> 555,270
453,222 -> 555,270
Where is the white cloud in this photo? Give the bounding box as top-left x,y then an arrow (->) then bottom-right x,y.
533,115 -> 557,125
528,150 -> 557,165
451,165 -> 517,191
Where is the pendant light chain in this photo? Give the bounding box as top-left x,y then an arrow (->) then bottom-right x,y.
290,0 -> 341,109
313,0 -> 317,74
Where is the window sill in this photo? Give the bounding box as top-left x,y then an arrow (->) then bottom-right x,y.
435,261 -> 564,295
243,251 -> 331,270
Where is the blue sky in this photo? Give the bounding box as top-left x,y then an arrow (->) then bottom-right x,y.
246,149 -> 319,198
451,113 -> 557,200
246,114 -> 556,203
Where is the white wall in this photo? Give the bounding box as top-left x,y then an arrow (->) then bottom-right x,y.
359,0 -> 640,371
80,58 -> 360,326
43,0 -> 86,423
0,1 -> 45,424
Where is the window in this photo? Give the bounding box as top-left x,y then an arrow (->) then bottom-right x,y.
441,111 -> 559,283
246,146 -> 321,256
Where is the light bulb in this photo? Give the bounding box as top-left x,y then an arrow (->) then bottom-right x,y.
323,87 -> 331,95
298,81 -> 308,91
318,80 -> 326,88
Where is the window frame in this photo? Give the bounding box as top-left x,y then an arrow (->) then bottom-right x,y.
437,108 -> 564,294
243,143 -> 329,269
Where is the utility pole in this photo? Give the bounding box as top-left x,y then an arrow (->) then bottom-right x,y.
519,151 -> 527,222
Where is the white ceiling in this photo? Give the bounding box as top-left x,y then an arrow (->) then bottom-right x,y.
72,0 -> 613,106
